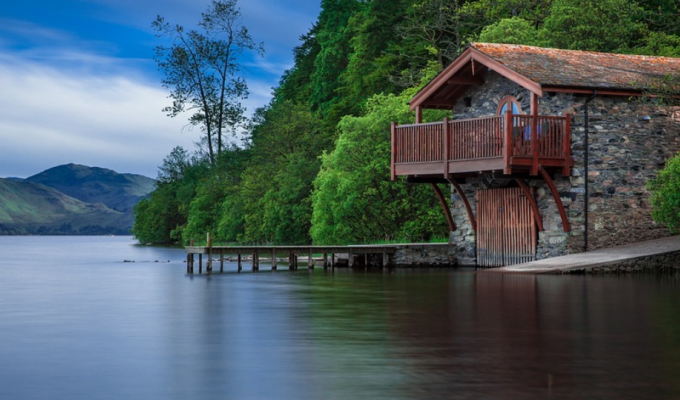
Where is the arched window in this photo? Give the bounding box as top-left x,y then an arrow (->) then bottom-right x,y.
496,96 -> 522,115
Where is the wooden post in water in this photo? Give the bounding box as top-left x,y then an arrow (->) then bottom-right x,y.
308,249 -> 313,270
294,254 -> 299,270
323,253 -> 328,269
237,254 -> 242,273
219,249 -> 224,273
198,253 -> 203,274
206,233 -> 212,274
271,249 -> 277,271
253,249 -> 259,272
382,251 -> 389,270
349,251 -> 354,268
288,251 -> 294,271
187,253 -> 192,274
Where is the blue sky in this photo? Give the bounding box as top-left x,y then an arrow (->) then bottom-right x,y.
0,0 -> 320,178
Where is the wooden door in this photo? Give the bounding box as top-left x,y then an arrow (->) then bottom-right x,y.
476,187 -> 536,267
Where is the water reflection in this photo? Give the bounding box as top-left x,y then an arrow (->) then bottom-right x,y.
1,237 -> 680,399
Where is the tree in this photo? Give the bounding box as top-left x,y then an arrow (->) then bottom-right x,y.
648,155 -> 680,233
539,0 -> 646,53
477,17 -> 541,45
310,92 -> 449,244
152,0 -> 264,165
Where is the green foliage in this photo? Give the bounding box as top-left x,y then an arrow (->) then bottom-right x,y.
539,0 -> 646,52
310,93 -> 448,244
648,155 -> 680,234
478,17 -> 540,45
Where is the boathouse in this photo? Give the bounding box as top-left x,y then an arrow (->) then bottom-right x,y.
391,43 -> 680,267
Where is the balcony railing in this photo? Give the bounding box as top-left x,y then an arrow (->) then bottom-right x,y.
390,113 -> 571,178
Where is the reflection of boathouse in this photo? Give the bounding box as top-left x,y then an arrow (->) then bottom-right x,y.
391,43 -> 680,267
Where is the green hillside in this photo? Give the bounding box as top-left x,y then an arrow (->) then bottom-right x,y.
26,164 -> 156,212
0,178 -> 130,235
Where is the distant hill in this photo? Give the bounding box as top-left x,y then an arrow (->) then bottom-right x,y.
0,164 -> 155,235
26,164 -> 156,212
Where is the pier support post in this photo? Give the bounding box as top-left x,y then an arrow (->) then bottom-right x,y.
198,254 -> 203,274
253,249 -> 259,272
187,253 -> 192,274
323,253 -> 328,269
382,251 -> 389,269
349,251 -> 354,268
206,233 -> 212,274
331,253 -> 335,270
220,249 -> 224,273
237,254 -> 242,273
272,249 -> 277,271
308,250 -> 313,270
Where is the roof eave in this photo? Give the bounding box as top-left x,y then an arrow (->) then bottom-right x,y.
409,46 -> 543,112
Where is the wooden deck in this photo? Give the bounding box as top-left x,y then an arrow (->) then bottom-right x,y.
184,243 -> 448,274
391,113 -> 571,179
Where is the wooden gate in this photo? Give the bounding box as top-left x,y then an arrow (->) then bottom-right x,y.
477,187 -> 536,267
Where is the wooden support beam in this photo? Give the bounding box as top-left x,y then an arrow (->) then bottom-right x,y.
323,252 -> 328,269
448,179 -> 476,231
531,93 -> 539,176
504,110 -> 512,174
253,249 -> 259,271
415,106 -> 423,124
538,166 -> 571,232
288,252 -> 294,271
563,113 -> 572,177
515,179 -> 544,231
198,254 -> 202,274
219,249 -> 224,273
391,122 -> 397,181
308,250 -> 314,270
382,251 -> 389,269
443,117 -> 450,177
271,249 -> 277,271
431,183 -> 456,232
237,253 -> 242,273
331,253 -> 335,269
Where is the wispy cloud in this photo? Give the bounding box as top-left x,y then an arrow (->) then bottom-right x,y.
0,50 -> 196,178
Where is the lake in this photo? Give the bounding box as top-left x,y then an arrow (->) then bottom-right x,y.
1,236 -> 679,399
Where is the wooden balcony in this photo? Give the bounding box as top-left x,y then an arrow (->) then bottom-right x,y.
390,113 -> 571,179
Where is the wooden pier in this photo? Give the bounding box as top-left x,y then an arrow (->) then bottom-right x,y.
184,244 -> 402,274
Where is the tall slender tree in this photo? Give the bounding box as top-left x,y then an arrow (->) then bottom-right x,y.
152,0 -> 264,164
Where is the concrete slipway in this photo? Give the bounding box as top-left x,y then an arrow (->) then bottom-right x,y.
485,235 -> 680,274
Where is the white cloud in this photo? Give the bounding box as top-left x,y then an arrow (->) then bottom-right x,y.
0,51 -> 198,178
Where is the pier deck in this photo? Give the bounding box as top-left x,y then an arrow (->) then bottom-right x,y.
184,243 -> 449,274
484,236 -> 680,274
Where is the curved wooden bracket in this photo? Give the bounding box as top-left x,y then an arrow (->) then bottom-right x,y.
515,179 -> 544,231
537,166 -> 571,232
448,179 -> 476,231
430,183 -> 456,232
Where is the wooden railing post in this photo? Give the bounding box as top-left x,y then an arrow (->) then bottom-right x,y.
504,110 -> 512,174
391,122 -> 397,181
443,117 -> 450,177
531,92 -> 539,176
563,113 -> 572,176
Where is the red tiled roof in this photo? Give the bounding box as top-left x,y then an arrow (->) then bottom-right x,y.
471,43 -> 680,91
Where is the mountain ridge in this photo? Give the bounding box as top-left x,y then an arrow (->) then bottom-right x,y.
0,164 -> 155,235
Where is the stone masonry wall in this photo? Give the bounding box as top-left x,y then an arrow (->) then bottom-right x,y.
446,71 -> 680,265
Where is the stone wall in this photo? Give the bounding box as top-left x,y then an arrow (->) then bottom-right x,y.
446,71 -> 680,265
392,244 -> 457,267
563,251 -> 680,274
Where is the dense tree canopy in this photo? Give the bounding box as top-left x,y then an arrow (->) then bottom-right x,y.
136,0 -> 680,246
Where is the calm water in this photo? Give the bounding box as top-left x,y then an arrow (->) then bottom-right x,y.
1,236 -> 680,399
